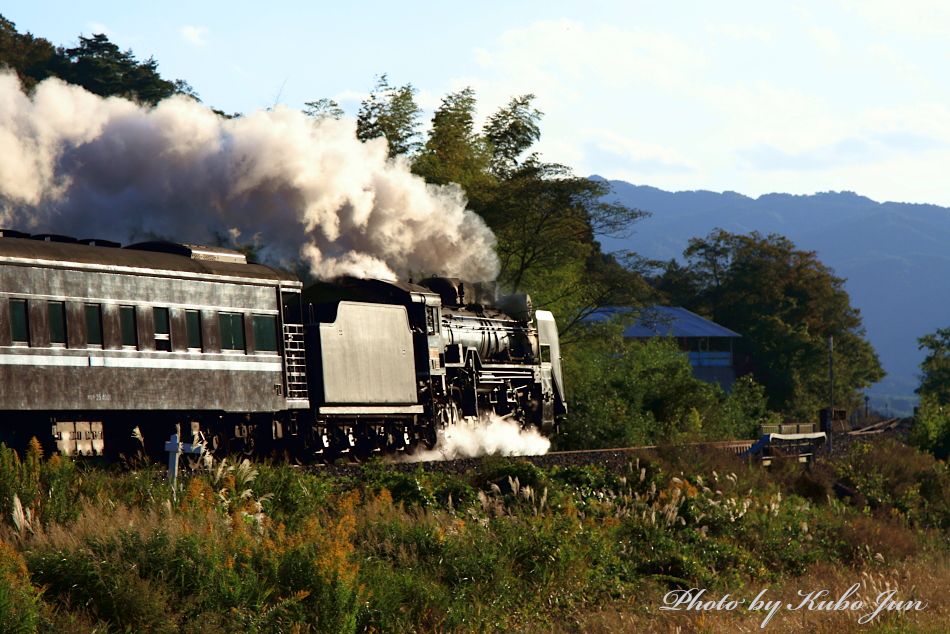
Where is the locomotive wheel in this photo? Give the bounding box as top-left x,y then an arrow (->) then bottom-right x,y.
351,431 -> 376,462
384,423 -> 409,453
421,420 -> 438,450
436,400 -> 462,429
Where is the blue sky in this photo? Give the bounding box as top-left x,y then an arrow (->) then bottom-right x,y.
6,1 -> 950,205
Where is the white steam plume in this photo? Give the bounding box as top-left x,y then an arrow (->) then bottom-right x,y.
0,72 -> 499,281
402,415 -> 551,462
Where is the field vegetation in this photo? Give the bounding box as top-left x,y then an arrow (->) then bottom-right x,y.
0,438 -> 948,632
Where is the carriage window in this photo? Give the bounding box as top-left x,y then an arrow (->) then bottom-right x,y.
84,304 -> 103,346
48,301 -> 66,345
252,314 -> 278,352
10,299 -> 29,344
185,310 -> 202,350
153,307 -> 171,351
219,312 -> 245,351
120,306 -> 137,347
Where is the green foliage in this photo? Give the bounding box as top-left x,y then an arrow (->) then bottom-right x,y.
483,94 -> 542,177
558,324 -> 770,449
304,97 -> 344,120
0,17 -> 194,105
912,328 -> 950,458
413,87 -> 492,189
0,15 -> 58,92
355,74 -> 421,157
28,545 -> 177,633
911,394 -> 950,459
0,442 -> 949,630
703,375 -> 778,440
916,327 -> 950,403
58,34 -> 195,105
657,229 -> 884,418
0,540 -> 42,634
835,438 -> 950,529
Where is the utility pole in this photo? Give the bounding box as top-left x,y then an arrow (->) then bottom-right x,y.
828,335 -> 834,453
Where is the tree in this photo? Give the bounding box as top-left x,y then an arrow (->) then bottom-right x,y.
355,74 -> 421,157
910,328 -> 950,459
916,328 -> 950,404
412,87 -> 492,190
304,98 -> 344,121
483,94 -> 541,177
660,229 -> 883,418
0,14 -> 58,90
557,321 -> 772,449
56,34 -> 195,105
407,87 -> 648,338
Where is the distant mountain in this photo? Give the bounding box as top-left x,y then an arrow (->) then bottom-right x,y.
593,177 -> 950,415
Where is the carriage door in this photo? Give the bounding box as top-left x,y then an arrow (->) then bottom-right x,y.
279,290 -> 309,403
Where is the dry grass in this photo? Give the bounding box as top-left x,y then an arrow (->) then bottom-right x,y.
555,555 -> 950,633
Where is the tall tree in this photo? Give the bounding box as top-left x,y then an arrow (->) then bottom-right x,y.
911,328 -> 950,458
916,328 -> 950,404
0,15 -> 58,90
303,98 -> 344,121
483,94 -> 542,178
57,34 -> 195,104
661,229 -> 883,417
407,86 -> 648,336
412,87 -> 491,190
355,74 -> 421,158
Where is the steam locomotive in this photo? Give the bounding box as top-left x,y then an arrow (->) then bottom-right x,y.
0,231 -> 566,459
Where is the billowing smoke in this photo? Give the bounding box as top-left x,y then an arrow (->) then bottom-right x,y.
402,416 -> 551,462
0,72 -> 499,281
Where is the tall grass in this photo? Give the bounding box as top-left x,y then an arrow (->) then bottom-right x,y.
0,439 -> 947,632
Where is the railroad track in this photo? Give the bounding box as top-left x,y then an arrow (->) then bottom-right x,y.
848,417 -> 904,436
310,439 -> 759,476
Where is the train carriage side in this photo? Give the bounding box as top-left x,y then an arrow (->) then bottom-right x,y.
0,234 -> 308,457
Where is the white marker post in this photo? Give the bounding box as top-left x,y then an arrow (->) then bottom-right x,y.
165,425 -> 205,498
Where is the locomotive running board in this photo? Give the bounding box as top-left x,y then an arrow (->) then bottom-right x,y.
318,405 -> 424,415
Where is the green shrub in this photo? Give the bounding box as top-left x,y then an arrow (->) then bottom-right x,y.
0,540 -> 42,634
27,546 -> 177,633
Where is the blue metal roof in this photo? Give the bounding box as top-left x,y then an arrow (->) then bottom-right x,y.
587,306 -> 741,338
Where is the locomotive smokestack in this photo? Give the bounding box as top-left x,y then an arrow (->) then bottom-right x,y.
0,72 -> 499,282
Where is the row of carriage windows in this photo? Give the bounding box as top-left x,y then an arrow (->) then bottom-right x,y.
7,299 -> 278,353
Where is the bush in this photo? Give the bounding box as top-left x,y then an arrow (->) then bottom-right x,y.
0,540 -> 42,634
836,439 -> 950,528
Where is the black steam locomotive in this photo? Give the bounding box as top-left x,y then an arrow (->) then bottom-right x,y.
0,231 -> 565,459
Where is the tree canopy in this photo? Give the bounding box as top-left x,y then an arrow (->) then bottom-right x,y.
910,328 -> 950,459
355,74 -> 421,158
655,229 -> 883,418
0,16 -> 194,105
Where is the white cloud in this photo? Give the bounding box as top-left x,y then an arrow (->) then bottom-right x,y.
584,128 -> 697,174
808,27 -> 842,54
87,22 -> 111,36
333,89 -> 369,104
180,25 -> 208,47
418,9 -> 950,205
706,23 -> 773,43
838,0 -> 950,37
